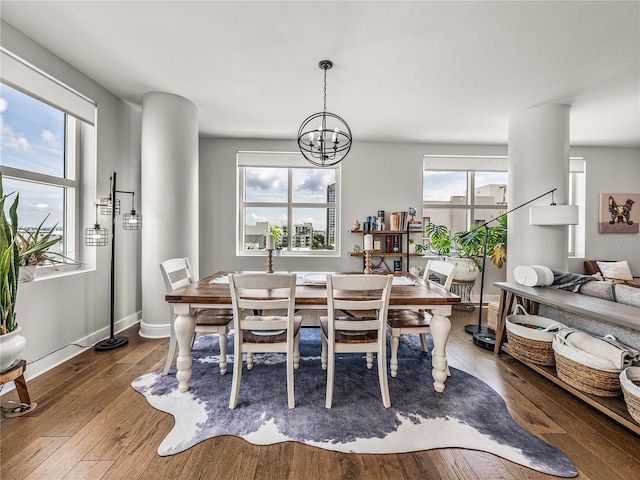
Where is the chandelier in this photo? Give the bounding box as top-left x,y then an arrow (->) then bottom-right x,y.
297,60 -> 352,167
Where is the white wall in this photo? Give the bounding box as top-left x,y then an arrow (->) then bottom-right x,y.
1,21 -> 142,379
569,146 -> 640,275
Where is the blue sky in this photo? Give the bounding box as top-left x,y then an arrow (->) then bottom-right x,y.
245,167 -> 335,231
423,171 -> 508,201
1,83 -> 64,228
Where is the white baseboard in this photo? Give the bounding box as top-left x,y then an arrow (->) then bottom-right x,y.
1,311 -> 142,394
138,319 -> 171,339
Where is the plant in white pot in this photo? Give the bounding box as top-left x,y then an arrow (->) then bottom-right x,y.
1,173 -> 25,371
0,172 -> 64,371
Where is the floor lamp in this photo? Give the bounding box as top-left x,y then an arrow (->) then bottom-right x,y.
466,188 -> 563,350
85,172 -> 142,351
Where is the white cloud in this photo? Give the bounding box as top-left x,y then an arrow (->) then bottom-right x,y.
0,98 -> 7,113
0,115 -> 32,152
41,130 -> 57,143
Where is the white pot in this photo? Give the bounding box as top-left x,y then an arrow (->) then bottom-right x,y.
0,326 -> 27,372
19,265 -> 37,283
445,257 -> 479,282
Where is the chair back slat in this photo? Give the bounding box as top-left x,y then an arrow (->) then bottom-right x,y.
241,316 -> 289,331
423,260 -> 456,291
160,257 -> 195,292
326,274 -> 392,337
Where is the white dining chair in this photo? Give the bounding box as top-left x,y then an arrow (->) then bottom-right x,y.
228,273 -> 302,409
386,260 -> 456,377
160,258 -> 233,375
320,274 -> 393,409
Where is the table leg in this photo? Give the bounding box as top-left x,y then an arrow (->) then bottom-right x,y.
429,305 -> 451,393
173,304 -> 195,393
493,290 -> 513,355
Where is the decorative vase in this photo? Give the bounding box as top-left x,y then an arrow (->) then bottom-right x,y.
18,265 -> 37,283
0,326 -> 27,372
446,257 -> 479,282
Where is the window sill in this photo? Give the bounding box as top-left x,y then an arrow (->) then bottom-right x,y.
237,250 -> 341,258
25,263 -> 85,282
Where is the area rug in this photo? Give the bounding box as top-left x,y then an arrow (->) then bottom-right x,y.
131,329 -> 577,477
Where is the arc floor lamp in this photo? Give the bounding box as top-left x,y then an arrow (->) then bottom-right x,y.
85,172 -> 142,351
468,188 -> 578,350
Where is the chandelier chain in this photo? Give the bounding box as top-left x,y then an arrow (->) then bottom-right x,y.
323,68 -> 327,113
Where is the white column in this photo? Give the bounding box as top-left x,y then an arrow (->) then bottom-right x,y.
139,93 -> 199,338
508,104 -> 571,281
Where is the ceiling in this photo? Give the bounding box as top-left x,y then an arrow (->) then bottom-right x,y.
2,1 -> 639,147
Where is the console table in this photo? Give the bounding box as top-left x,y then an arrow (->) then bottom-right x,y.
493,281 -> 640,435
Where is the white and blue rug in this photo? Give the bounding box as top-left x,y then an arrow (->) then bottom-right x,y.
131,328 -> 577,477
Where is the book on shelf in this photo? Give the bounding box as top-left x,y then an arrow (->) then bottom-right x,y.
388,211 -> 409,231
392,234 -> 400,253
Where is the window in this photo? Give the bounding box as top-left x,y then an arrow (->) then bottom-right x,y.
237,152 -> 340,256
422,155 -> 585,256
1,49 -> 96,268
423,156 -> 508,234
568,158 -> 586,257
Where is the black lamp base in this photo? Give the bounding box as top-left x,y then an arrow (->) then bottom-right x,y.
472,330 -> 496,351
464,324 -> 493,335
95,336 -> 129,351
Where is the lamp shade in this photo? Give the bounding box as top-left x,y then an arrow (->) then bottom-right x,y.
85,224 -> 108,246
529,205 -> 579,225
123,210 -> 142,230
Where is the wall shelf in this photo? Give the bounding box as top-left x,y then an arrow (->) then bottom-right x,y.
350,228 -> 422,272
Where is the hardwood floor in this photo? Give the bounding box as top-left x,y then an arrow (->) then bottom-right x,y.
1,310 -> 639,479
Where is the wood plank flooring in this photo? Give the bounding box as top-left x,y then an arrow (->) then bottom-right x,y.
1,310 -> 639,479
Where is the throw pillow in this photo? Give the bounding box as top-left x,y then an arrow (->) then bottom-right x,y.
596,260 -> 634,281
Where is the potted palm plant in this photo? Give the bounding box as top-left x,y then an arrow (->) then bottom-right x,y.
424,218 -> 507,281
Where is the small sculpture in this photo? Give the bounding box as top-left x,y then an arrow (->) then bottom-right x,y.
353,219 -> 361,230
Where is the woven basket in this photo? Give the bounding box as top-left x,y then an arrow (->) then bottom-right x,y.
506,304 -> 565,366
620,367 -> 640,424
487,302 -> 499,332
553,329 -> 634,397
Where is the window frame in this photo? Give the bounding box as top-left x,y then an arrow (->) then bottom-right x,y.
0,51 -> 93,276
237,152 -> 341,257
422,156 -> 509,233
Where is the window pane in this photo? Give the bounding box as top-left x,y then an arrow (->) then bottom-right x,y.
423,208 -> 467,233
473,208 -> 508,226
423,171 -> 467,202
474,172 -> 508,205
292,168 -> 336,203
244,167 -> 288,203
2,177 -> 65,254
291,207 -> 335,250
0,84 -> 65,178
244,207 -> 287,250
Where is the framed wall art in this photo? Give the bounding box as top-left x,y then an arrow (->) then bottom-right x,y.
598,193 -> 639,234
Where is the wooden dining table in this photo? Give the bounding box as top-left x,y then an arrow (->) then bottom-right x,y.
165,271 -> 461,394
